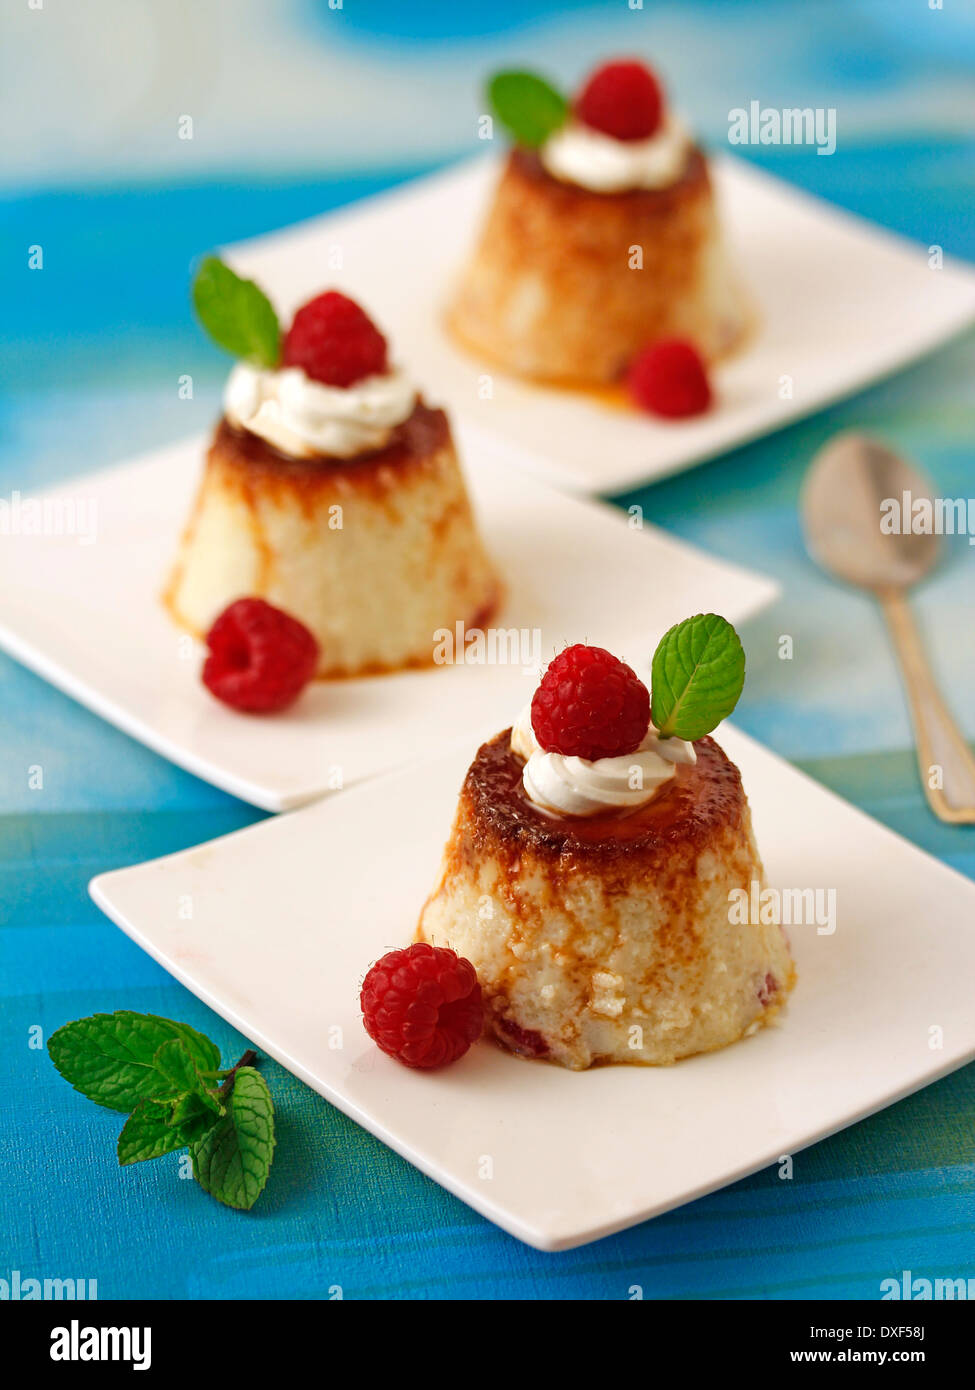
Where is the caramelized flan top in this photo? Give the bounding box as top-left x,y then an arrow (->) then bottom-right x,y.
461,730 -> 746,867
213,398 -> 450,493
508,144 -> 709,211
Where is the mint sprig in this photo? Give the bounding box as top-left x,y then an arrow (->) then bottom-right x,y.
49,1012 -> 275,1211
651,614 -> 746,741
191,1067 -> 275,1211
47,1011 -> 221,1112
192,255 -> 281,368
488,71 -> 569,148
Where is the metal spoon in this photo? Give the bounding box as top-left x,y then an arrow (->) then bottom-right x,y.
801,431 -> 975,825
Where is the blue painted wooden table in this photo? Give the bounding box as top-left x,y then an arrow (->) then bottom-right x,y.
2,1 -> 973,1298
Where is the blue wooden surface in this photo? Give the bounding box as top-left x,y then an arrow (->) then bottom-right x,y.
2,1 -> 974,1298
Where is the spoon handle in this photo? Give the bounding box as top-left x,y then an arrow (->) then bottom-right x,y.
879,590 -> 975,825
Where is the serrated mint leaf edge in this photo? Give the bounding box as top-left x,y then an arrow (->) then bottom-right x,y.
650,614 -> 746,741
651,615 -> 745,739
191,1067 -> 275,1212
652,617 -> 738,737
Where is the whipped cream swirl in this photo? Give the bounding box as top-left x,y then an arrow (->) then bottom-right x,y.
510,704 -> 696,818
223,362 -> 416,460
540,113 -> 691,193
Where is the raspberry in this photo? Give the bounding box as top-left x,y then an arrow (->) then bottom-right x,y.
360,943 -> 483,1069
202,598 -> 319,713
282,290 -> 388,388
531,644 -> 650,760
576,59 -> 663,142
627,339 -> 712,419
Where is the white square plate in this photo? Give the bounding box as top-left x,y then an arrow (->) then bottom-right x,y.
225,154 -> 975,495
0,422 -> 775,810
91,725 -> 975,1250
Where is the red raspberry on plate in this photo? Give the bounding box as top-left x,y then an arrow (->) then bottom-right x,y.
282,290 -> 388,388
202,597 -> 319,713
531,644 -> 650,760
361,943 -> 483,1069
627,339 -> 712,419
576,59 -> 664,142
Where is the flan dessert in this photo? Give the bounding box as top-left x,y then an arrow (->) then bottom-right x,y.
417,628 -> 794,1069
166,262 -> 498,678
448,59 -> 751,387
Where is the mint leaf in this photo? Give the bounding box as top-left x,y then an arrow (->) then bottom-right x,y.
115,1012 -> 222,1079
192,255 -> 280,367
651,614 -> 746,741
153,1040 -> 223,1113
118,1100 -> 188,1166
118,1091 -> 222,1164
488,71 -> 568,148
170,1092 -> 224,1146
48,1012 -> 221,1112
191,1067 -> 275,1211
51,1014 -> 275,1210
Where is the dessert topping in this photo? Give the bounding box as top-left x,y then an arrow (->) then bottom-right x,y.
193,260 -> 416,458
202,597 -> 319,713
541,111 -> 691,193
517,643 -> 691,818
650,613 -> 746,740
488,60 -> 690,192
530,643 -> 650,760
488,70 -> 569,149
576,59 -> 663,142
223,361 -> 416,459
360,944 -> 483,1069
512,619 -> 745,818
627,339 -> 713,418
192,255 -> 281,369
513,698 -> 694,818
283,290 -> 389,388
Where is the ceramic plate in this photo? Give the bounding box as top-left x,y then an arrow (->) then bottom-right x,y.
91,725 -> 975,1250
224,154 -> 975,495
0,421 -> 775,810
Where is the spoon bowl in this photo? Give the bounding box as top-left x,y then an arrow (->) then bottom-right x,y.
801,431 -> 975,824
801,431 -> 940,592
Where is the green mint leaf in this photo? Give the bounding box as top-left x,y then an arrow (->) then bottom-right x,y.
153,1040 -> 223,1113
117,1100 -> 188,1166
191,1067 -> 275,1211
115,1012 -> 222,1078
488,71 -> 568,148
651,614 -> 746,741
152,1039 -> 201,1095
192,255 -> 280,367
48,1012 -> 220,1112
170,1092 -> 224,1146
